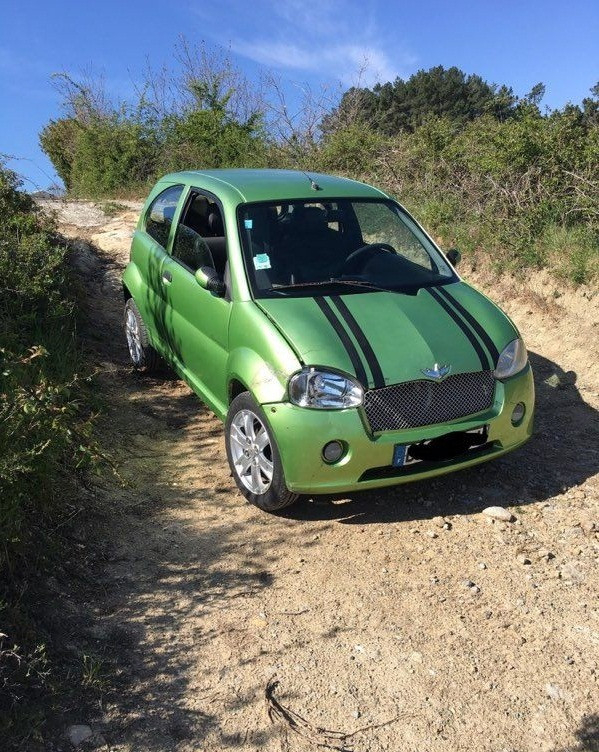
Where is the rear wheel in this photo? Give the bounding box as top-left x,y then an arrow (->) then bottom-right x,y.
225,392 -> 299,512
124,298 -> 159,373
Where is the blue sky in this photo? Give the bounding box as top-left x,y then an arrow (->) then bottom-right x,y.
2,0 -> 598,190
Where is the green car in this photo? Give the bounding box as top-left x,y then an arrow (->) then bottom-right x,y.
122,169 -> 534,512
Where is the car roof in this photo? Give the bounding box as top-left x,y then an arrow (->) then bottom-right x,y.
158,168 -> 389,204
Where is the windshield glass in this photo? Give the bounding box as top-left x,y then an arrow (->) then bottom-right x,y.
238,199 -> 455,298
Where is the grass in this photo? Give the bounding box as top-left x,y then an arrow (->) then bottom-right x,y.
81,654 -> 106,690
99,200 -> 128,217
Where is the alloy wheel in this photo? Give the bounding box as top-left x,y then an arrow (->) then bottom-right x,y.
125,306 -> 143,365
228,409 -> 273,494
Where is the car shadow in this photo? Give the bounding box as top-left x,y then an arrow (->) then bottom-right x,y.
551,714 -> 599,751
279,350 -> 599,524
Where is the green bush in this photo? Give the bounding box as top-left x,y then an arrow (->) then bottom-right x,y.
0,163 -> 100,744
39,118 -> 80,192
314,101 -> 598,282
40,77 -> 267,197
1,166 -> 79,545
39,60 -> 599,285
41,116 -> 158,197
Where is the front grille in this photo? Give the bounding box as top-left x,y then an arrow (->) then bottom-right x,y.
363,370 -> 496,432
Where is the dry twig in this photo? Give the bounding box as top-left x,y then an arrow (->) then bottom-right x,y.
265,677 -> 402,751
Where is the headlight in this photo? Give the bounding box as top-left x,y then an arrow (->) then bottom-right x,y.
288,368 -> 363,409
494,338 -> 528,379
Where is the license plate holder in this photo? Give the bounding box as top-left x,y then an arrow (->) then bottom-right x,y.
392,444 -> 408,467
392,425 -> 488,467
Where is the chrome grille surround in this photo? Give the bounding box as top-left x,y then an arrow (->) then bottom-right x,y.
363,370 -> 496,432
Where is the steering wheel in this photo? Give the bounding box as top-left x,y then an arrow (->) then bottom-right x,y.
343,243 -> 396,274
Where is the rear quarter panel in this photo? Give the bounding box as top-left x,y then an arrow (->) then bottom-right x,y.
122,181 -> 182,347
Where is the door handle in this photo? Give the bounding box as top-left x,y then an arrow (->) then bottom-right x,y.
162,270 -> 172,284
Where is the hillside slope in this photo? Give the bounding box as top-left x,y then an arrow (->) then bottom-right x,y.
40,199 -> 598,752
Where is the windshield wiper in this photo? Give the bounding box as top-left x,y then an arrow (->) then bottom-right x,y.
271,278 -> 390,293
271,280 -> 338,291
329,277 -> 391,292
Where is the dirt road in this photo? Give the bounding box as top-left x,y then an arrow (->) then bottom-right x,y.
47,201 -> 598,752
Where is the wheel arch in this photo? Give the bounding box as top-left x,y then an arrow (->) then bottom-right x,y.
226,347 -> 291,407
228,377 -> 249,404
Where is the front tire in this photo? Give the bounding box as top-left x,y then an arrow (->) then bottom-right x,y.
225,392 -> 299,512
124,298 -> 159,373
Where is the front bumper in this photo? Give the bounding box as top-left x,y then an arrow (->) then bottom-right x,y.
262,365 -> 534,494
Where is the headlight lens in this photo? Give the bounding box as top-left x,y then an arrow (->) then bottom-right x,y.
494,338 -> 528,379
288,368 -> 363,409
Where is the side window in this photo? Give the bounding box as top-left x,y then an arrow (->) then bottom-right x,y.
172,192 -> 228,275
145,185 -> 184,248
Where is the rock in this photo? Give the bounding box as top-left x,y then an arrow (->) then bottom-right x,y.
426,531 -> 438,539
537,548 -> 555,561
462,579 -> 480,592
545,683 -> 571,701
543,373 -> 562,389
431,516 -> 448,528
250,617 -> 268,629
66,725 -> 93,746
482,506 -> 515,522
478,562 -> 487,569
518,555 -> 532,565
580,518 -> 598,535
559,562 -> 585,583
88,624 -> 109,641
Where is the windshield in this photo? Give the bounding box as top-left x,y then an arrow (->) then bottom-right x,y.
238,199 -> 456,298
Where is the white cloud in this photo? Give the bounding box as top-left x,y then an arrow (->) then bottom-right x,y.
211,0 -> 416,87
231,39 -> 402,87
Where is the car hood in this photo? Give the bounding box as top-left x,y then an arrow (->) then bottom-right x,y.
256,282 -> 518,389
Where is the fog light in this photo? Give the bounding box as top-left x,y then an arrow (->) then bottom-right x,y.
511,402 -> 526,425
322,440 -> 344,463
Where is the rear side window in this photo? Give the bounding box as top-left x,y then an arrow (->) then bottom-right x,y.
145,185 -> 184,247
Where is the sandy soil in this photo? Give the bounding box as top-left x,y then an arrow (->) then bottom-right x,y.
40,200 -> 598,752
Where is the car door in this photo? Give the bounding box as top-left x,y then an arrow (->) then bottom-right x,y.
130,183 -> 185,347
160,187 -> 232,417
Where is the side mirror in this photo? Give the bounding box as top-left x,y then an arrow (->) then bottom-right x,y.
195,266 -> 225,295
446,248 -> 461,266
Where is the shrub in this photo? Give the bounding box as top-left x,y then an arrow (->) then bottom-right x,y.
39,56 -> 599,285
0,163 -> 100,744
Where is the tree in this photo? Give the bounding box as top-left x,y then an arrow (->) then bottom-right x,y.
328,66 -> 519,135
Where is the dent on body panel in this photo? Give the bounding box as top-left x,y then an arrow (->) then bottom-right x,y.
227,347 -> 292,404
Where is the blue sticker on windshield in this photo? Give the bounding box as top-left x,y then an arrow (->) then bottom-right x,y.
253,253 -> 271,270
244,219 -> 253,229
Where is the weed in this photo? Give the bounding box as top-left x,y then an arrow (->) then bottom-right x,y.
81,654 -> 105,690
100,201 -> 127,217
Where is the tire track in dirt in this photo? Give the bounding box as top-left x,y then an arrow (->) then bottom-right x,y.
48,200 -> 599,752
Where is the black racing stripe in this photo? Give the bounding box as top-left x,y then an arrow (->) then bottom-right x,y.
427,288 -> 490,370
436,287 -> 500,366
314,297 -> 368,387
330,295 -> 386,389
